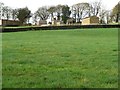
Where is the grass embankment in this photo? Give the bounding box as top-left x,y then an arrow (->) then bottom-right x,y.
2,28 -> 118,88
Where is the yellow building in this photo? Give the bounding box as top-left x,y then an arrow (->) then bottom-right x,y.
82,16 -> 99,25
52,20 -> 63,26
51,17 -> 63,26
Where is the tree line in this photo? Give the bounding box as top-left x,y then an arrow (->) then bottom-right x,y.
0,1 -> 120,25
0,3 -> 31,24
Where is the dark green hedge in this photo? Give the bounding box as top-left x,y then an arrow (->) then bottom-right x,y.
1,24 -> 120,32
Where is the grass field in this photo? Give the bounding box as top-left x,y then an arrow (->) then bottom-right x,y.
0,32 -> 2,90
2,28 -> 118,88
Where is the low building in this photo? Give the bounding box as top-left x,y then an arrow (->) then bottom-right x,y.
37,20 -> 47,26
51,18 -> 63,26
67,18 -> 76,24
0,19 -> 21,26
52,20 -> 63,26
82,16 -> 99,25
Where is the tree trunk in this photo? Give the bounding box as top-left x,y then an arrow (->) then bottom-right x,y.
116,13 -> 119,23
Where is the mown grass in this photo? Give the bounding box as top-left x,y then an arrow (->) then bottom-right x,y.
2,28 -> 118,88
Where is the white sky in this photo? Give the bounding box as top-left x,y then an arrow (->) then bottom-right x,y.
0,0 -> 120,13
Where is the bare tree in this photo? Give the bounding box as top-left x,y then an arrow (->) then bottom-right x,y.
0,2 -> 4,19
70,5 -> 79,22
99,9 -> 106,24
105,10 -> 111,24
32,12 -> 38,25
2,6 -> 11,20
72,3 -> 90,22
99,7 -> 112,24
47,6 -> 56,21
89,0 -> 101,16
111,1 -> 120,23
11,9 -> 18,20
35,6 -> 49,21
55,5 -> 63,20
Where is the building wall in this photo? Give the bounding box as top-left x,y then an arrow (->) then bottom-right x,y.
82,18 -> 90,25
67,18 -> 75,24
90,17 -> 99,24
82,16 -> 99,25
56,22 -> 60,26
52,20 -> 56,25
52,20 -> 61,26
1,19 -> 21,26
37,20 -> 47,26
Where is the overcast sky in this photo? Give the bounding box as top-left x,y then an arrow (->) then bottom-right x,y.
0,0 -> 120,13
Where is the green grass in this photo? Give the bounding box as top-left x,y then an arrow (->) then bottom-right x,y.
0,33 -> 2,90
2,28 -> 118,88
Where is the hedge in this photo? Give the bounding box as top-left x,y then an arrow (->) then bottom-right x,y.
1,24 -> 120,32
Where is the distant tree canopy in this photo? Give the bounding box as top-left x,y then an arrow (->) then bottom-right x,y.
62,5 -> 71,24
71,3 -> 90,22
90,1 -> 101,16
55,5 -> 63,20
11,9 -> 18,20
35,6 -> 49,20
47,5 -> 71,23
47,6 -> 56,18
2,6 -> 10,20
17,7 -> 31,24
111,2 -> 120,22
